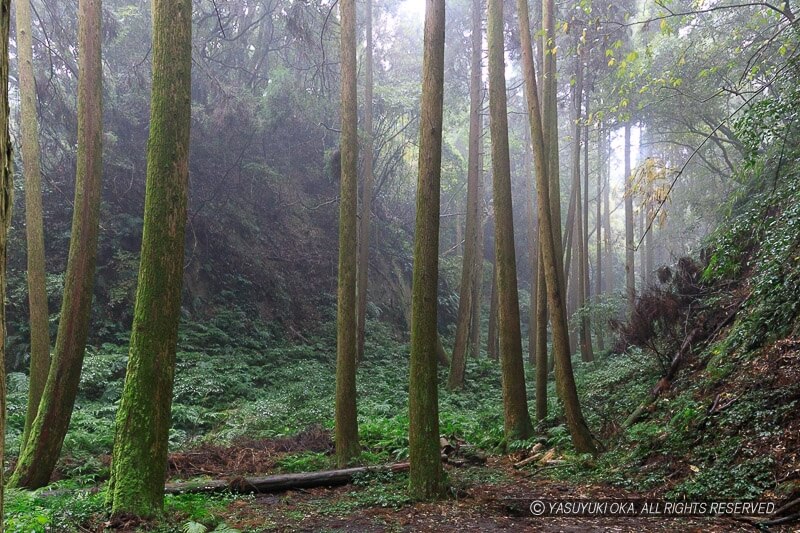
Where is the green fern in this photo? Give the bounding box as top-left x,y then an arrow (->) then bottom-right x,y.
181,521 -> 208,533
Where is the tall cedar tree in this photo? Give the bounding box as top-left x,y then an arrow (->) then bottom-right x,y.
10,0 -> 103,489
518,0 -> 596,452
624,123 -> 635,315
487,0 -> 533,440
522,109 -> 538,367
542,0 -> 565,298
15,0 -> 51,450
447,0 -> 482,389
355,0 -> 374,363
571,45 -> 593,362
595,125 -> 605,350
0,0 -> 13,516
107,0 -> 192,516
468,134 -> 484,359
335,0 -> 360,466
602,128 -> 613,295
408,0 -> 446,499
584,99 -> 599,352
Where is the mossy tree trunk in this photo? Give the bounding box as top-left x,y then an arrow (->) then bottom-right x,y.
518,0 -> 595,452
15,0 -> 51,451
9,0 -> 103,490
1,0 -> 14,516
447,0 -> 482,390
335,0 -> 360,467
355,0 -> 374,364
488,0 -> 533,441
107,0 -> 192,517
408,0 -> 446,500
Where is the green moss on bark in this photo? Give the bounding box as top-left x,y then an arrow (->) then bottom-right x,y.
335,0 -> 360,468
408,0 -> 446,500
1,0 -> 14,516
15,0 -> 52,451
9,0 -> 103,490
107,0 -> 192,517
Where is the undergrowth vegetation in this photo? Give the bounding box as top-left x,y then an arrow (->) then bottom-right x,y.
5,160 -> 800,530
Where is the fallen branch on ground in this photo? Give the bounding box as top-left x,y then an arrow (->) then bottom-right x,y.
166,455 -> 456,495
166,462 -> 411,495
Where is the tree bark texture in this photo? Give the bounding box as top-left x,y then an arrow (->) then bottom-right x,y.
408,0 -> 446,499
14,0 -> 51,450
107,0 -> 192,517
10,0 -> 104,489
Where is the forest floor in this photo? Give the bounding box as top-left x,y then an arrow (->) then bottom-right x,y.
79,435 -> 788,533
142,454 -> 777,532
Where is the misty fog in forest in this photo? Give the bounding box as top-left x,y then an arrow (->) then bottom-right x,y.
0,0 -> 798,529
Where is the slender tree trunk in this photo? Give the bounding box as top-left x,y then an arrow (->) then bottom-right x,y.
603,127 -> 613,295
523,119 -> 538,366
335,0 -> 360,467
356,0 -> 374,363
634,206 -> 647,290
562,184 -> 577,286
468,141 -> 484,358
595,125 -> 605,351
567,226 -> 579,354
10,0 -> 103,489
521,0 -> 595,451
535,253 -> 547,419
0,0 -> 13,515
487,258 -> 499,360
107,0 -> 192,516
448,0 -> 483,389
15,0 -> 51,450
624,124 -> 635,317
570,55 -> 588,362
646,216 -> 654,286
577,56 -> 593,363
488,0 -> 533,440
583,97 -> 591,303
542,0 -> 565,296
408,0 -> 446,499
563,183 -> 577,356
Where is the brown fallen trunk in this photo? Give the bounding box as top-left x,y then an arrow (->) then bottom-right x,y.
39,458 -> 455,499
165,463 -> 411,495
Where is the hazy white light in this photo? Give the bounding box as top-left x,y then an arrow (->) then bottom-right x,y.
398,0 -> 426,24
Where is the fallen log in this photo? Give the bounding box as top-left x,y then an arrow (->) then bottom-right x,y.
38,455 -> 454,499
165,462 -> 411,495
166,455 -> 453,496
